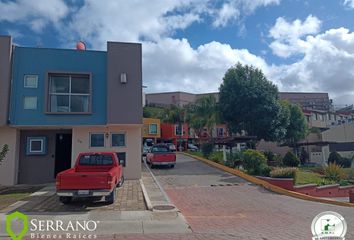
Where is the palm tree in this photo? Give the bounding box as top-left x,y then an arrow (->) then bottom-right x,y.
188,95 -> 219,140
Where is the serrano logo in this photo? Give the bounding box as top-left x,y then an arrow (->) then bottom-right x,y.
6,211 -> 29,240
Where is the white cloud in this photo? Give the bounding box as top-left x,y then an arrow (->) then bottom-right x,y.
64,0 -> 207,48
143,38 -> 270,93
0,0 -> 69,31
212,0 -> 280,27
269,24 -> 354,105
343,0 -> 354,8
269,15 -> 321,57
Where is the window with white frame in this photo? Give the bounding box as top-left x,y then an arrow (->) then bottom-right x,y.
175,125 -> 183,136
23,96 -> 38,110
24,75 -> 38,88
26,137 -> 46,155
112,133 -> 126,147
90,133 -> 105,147
149,124 -> 158,135
48,73 -> 91,113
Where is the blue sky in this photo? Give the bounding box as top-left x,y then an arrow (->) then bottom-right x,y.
1,0 -> 354,106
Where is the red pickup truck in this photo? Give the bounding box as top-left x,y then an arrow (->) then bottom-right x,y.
56,152 -> 124,204
146,144 -> 176,168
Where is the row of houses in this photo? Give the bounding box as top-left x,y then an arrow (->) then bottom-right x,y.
142,118 -> 229,149
145,91 -> 354,165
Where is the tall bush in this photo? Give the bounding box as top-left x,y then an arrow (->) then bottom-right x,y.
282,151 -> 300,167
201,142 -> 214,158
338,157 -> 352,168
328,151 -> 341,165
324,163 -> 346,182
242,149 -> 268,175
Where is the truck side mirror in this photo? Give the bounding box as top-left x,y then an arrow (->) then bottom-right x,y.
119,159 -> 126,167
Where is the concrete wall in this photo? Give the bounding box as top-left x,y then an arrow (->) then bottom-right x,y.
322,123 -> 354,142
256,140 -> 291,157
107,42 -> 142,124
0,126 -> 19,185
146,92 -> 196,107
72,125 -> 142,179
0,36 -> 12,126
18,130 -> 61,184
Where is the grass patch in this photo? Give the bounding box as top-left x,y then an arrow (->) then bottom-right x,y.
186,151 -> 203,158
0,193 -> 31,210
296,171 -> 323,185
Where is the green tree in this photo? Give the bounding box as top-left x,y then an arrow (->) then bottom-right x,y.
282,101 -> 308,145
219,63 -> 287,141
0,144 -> 9,165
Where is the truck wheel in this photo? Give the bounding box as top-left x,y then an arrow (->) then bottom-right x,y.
59,196 -> 72,204
117,175 -> 125,187
170,164 -> 175,168
106,187 -> 116,204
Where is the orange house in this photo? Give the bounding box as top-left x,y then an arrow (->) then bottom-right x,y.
142,118 -> 161,144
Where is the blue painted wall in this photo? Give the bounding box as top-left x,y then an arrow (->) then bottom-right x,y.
10,47 -> 107,126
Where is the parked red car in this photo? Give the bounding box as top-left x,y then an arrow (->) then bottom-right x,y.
146,144 -> 176,168
56,152 -> 124,204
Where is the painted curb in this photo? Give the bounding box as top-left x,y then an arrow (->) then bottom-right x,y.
182,152 -> 354,208
139,179 -> 153,211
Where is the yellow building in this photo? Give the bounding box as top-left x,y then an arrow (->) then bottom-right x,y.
143,118 -> 161,143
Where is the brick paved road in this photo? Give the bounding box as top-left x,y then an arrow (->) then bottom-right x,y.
150,154 -> 354,239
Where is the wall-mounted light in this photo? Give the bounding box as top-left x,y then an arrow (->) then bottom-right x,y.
59,134 -> 63,141
120,73 -> 127,84
105,133 -> 109,139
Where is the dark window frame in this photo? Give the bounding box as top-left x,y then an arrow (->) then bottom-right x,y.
45,72 -> 92,114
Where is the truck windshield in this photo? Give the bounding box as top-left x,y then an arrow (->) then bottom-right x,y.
151,146 -> 169,152
79,154 -> 113,166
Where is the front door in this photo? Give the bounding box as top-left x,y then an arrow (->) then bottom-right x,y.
54,134 -> 72,178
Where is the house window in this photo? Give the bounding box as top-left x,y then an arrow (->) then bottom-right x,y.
90,133 -> 105,147
48,73 -> 91,113
26,137 -> 46,155
24,75 -> 38,88
217,128 -> 224,137
112,133 -> 126,147
149,124 -> 158,135
175,125 -> 183,136
23,96 -> 37,110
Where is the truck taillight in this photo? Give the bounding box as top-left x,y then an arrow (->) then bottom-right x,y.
56,178 -> 60,187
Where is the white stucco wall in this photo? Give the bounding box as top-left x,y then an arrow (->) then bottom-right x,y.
72,125 -> 142,180
0,126 -> 19,185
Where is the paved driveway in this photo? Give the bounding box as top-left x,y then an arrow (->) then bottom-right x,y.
151,154 -> 354,239
2,180 -> 146,213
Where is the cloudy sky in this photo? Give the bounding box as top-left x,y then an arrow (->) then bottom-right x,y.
1,0 -> 354,106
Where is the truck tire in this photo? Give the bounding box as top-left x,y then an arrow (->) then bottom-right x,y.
106,187 -> 116,204
59,196 -> 72,204
117,175 -> 125,187
170,164 -> 175,168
